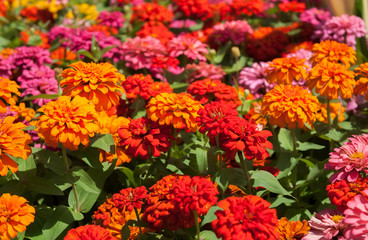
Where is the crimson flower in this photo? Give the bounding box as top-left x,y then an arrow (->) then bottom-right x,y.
112,186 -> 147,212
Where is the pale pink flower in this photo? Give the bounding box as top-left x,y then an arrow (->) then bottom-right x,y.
167,35 -> 208,62
186,62 -> 225,82
302,209 -> 346,240
343,189 -> 368,239
325,135 -> 368,183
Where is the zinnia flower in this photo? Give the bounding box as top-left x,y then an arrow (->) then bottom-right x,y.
132,2 -> 174,23
118,117 -> 173,159
122,74 -> 154,101
277,217 -> 310,240
325,134 -> 368,183
169,175 -> 219,216
97,11 -> 125,29
262,84 -> 320,129
354,62 -> 368,100
33,95 -> 99,151
316,102 -> 345,124
209,20 -> 253,46
64,225 -> 117,240
309,40 -> 356,68
149,82 -> 173,97
0,193 -> 35,240
186,62 -> 225,82
113,186 -> 147,212
300,8 -> 331,27
303,209 -> 346,240
343,189 -> 368,239
0,116 -> 31,176
0,77 -> 20,113
211,196 -> 279,240
60,61 -> 125,112
173,0 -> 212,20
167,35 -> 208,62
147,93 -> 203,132
278,1 -> 305,13
265,57 -> 309,85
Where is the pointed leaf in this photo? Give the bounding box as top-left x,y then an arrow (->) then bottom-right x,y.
252,170 -> 293,197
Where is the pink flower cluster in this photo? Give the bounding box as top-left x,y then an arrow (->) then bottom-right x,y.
209,20 -> 253,45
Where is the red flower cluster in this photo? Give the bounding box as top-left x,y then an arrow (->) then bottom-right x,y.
230,0 -> 264,17
173,0 -> 212,21
212,196 -> 280,240
64,225 -> 116,240
278,1 -> 306,13
326,177 -> 368,211
169,175 -> 219,215
151,56 -> 180,70
113,186 -> 147,212
118,117 -> 173,160
187,78 -> 241,107
122,74 -> 154,101
132,3 -> 174,23
149,82 -> 173,97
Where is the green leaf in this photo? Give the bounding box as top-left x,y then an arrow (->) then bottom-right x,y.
15,154 -> 36,177
277,153 -> 301,179
214,43 -> 231,64
278,128 -> 293,151
223,56 -> 247,74
33,148 -> 66,175
252,170 -> 293,197
119,167 -> 136,187
99,45 -> 117,58
307,159 -> 328,182
69,147 -> 102,169
12,231 -> 25,240
41,206 -> 83,239
189,147 -> 208,173
338,121 -> 354,130
71,167 -> 100,194
24,176 -> 64,196
297,142 -> 325,151
77,49 -> 95,61
325,129 -> 344,142
24,125 -> 36,131
90,134 -> 115,153
270,196 -> 295,208
200,230 -> 220,240
21,94 -> 60,101
27,34 -> 42,46
201,206 -> 222,227
121,223 -> 131,240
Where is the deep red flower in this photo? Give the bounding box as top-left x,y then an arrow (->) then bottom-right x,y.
113,186 -> 147,212
118,117 -> 173,159
64,225 -> 116,240
219,117 -> 273,160
230,0 -> 264,17
173,0 -> 212,21
122,74 -> 154,101
151,56 -> 180,70
212,196 -> 280,240
279,1 -> 306,13
326,177 -> 368,211
169,175 -> 219,216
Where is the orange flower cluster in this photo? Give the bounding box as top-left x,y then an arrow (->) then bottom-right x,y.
0,77 -> 20,113
307,61 -> 355,99
132,2 -> 174,23
64,225 -> 116,240
50,47 -> 77,65
97,111 -> 131,166
0,193 -> 35,240
11,103 -> 36,122
60,61 -> 125,111
147,92 -> 203,132
0,116 -> 31,176
262,85 -> 320,129
265,57 -> 309,85
309,40 -> 357,68
33,96 -> 99,151
354,63 -> 368,100
136,22 -> 174,44
93,197 -> 149,239
316,102 -> 345,124
20,30 -> 50,49
276,217 -> 310,240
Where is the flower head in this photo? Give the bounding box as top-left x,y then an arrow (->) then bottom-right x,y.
354,63 -> 368,101
97,11 -> 125,29
212,196 -> 279,240
265,57 -> 309,85
300,8 -> 330,27
0,116 -> 31,176
167,35 -> 208,62
277,217 -> 310,240
186,62 -> 225,82
262,85 -> 320,129
136,22 -> 174,45
149,82 -> 173,97
64,225 -> 117,240
0,193 -> 35,240
239,62 -> 273,98
173,0 -> 212,20
33,96 -> 99,151
147,93 -> 203,132
122,74 -> 154,101
118,117 -> 173,159
0,77 -> 20,113
310,40 -> 356,68
113,186 -> 147,212
60,61 -> 125,112
132,2 -> 173,23
209,20 -> 253,46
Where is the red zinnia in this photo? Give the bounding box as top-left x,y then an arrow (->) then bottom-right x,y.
137,22 -> 175,45
212,196 -> 280,240
118,117 -> 173,160
64,225 -> 116,240
113,186 -> 147,212
326,177 -> 368,211
132,2 -> 174,23
278,1 -> 306,13
173,0 -> 212,21
169,175 -> 219,216
122,74 -> 154,101
149,82 -> 173,97
151,56 -> 180,70
219,117 -> 273,160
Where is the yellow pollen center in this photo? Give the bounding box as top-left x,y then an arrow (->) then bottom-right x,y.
331,215 -> 343,223
350,151 -> 365,159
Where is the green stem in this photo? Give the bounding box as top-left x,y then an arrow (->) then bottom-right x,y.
327,98 -> 332,129
237,151 -> 253,195
193,210 -> 200,240
134,207 -> 142,235
62,145 -> 80,212
290,128 -> 298,156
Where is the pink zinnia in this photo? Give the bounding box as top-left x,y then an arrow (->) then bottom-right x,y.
300,7 -> 330,26
97,11 -> 125,29
167,35 -> 208,62
239,62 -> 273,98
325,134 -> 368,183
120,36 -> 167,70
186,62 -> 225,82
210,20 -> 253,45
11,46 -> 52,70
302,209 -> 346,240
343,189 -> 368,239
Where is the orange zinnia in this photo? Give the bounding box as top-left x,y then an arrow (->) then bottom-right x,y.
309,40 -> 356,68
265,57 -> 309,85
316,102 -> 345,124
33,95 -> 99,151
97,111 -> 131,166
147,92 -> 203,132
60,61 -> 125,111
354,62 -> 368,100
11,102 -> 36,122
0,116 -> 31,176
307,62 -> 355,99
0,77 -> 20,113
276,217 -> 310,240
262,85 -> 320,129
0,193 -> 35,240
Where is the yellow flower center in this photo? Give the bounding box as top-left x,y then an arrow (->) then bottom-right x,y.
331,215 -> 343,223
350,151 -> 365,159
